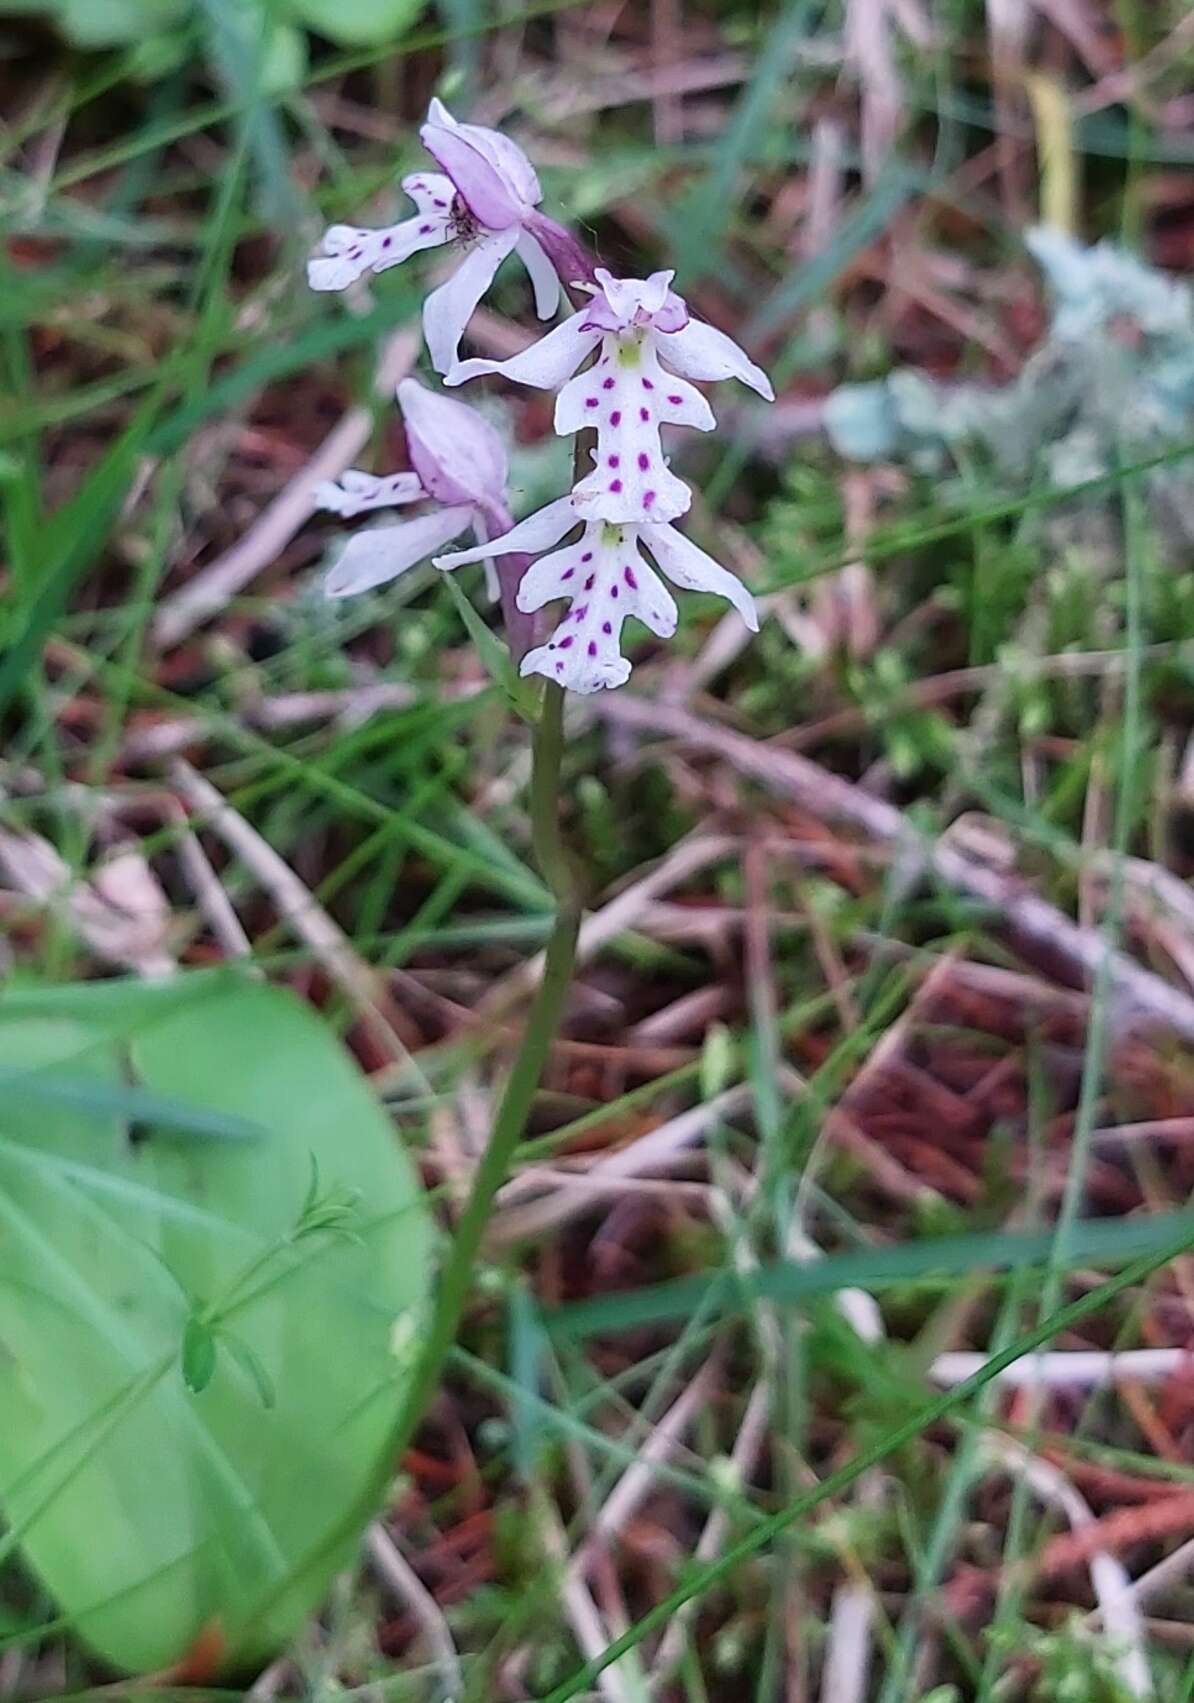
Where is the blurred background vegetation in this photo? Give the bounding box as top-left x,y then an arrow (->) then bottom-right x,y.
5,1 -> 1194,1700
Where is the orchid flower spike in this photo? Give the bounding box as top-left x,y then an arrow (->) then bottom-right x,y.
447,267 -> 775,526
317,378 -> 511,599
436,496 -> 758,695
308,99 -> 561,376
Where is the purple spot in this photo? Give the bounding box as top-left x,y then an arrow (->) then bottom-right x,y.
642,377 -> 655,390
643,490 -> 656,508
602,621 -> 613,634
610,410 -> 622,426
419,224 -> 433,234
602,377 -> 615,390
638,452 -> 650,470
668,393 -> 683,405
434,198 -> 447,208
581,552 -> 593,562
588,641 -> 598,657
611,585 -> 619,599
584,574 -> 595,590
382,236 -> 392,249
639,407 -> 649,421
560,636 -> 574,649
608,454 -> 620,467
625,566 -> 638,590
585,396 -> 599,409
562,568 -> 574,580
556,662 -> 563,673
349,247 -> 361,258
610,479 -> 623,493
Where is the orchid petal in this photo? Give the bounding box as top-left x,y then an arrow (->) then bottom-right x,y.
517,522 -> 677,694
641,521 -> 759,630
403,172 -> 459,217
657,317 -> 775,399
423,227 -> 520,375
306,174 -> 454,292
520,638 -> 631,693
471,519 -> 501,603
653,371 -> 715,430
594,267 -> 675,324
654,291 -> 690,334
434,495 -> 579,569
447,311 -> 602,390
559,336 -> 692,524
398,376 -> 508,512
313,469 -> 425,517
556,339 -> 713,435
580,294 -> 627,333
323,506 -> 474,598
421,97 -> 541,228
516,232 -> 562,320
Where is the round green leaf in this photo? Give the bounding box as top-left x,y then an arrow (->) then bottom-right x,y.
0,972 -> 431,1674
288,0 -> 423,47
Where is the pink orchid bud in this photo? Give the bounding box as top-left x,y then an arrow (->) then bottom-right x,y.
420,98 -> 541,232
398,377 -> 509,522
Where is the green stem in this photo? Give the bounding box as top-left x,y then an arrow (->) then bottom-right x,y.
529,680 -> 573,903
240,690 -> 582,1643
394,681 -> 579,1444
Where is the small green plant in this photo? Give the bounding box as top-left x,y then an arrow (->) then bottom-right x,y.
992,1616 -> 1143,1703
825,227 -> 1194,561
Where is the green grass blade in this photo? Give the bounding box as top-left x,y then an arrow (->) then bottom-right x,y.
549,1207 -> 1194,1338
541,1224 -> 1194,1701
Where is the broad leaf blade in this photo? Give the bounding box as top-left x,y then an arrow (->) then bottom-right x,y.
0,974 -> 431,1674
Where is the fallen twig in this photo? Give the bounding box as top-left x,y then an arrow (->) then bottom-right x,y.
153,329 -> 418,648
366,1524 -> 461,1702
987,1436 -> 1153,1699
593,695 -> 1194,1043
170,759 -> 422,1064
930,1347 -> 1194,1390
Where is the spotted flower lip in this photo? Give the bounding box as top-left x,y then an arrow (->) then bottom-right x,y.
307,101 -> 561,375
446,267 -> 774,525
307,173 -> 458,293
434,495 -> 758,694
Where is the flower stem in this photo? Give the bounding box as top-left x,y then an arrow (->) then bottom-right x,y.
480,503 -> 539,662
529,680 -> 573,902
393,681 -> 579,1444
